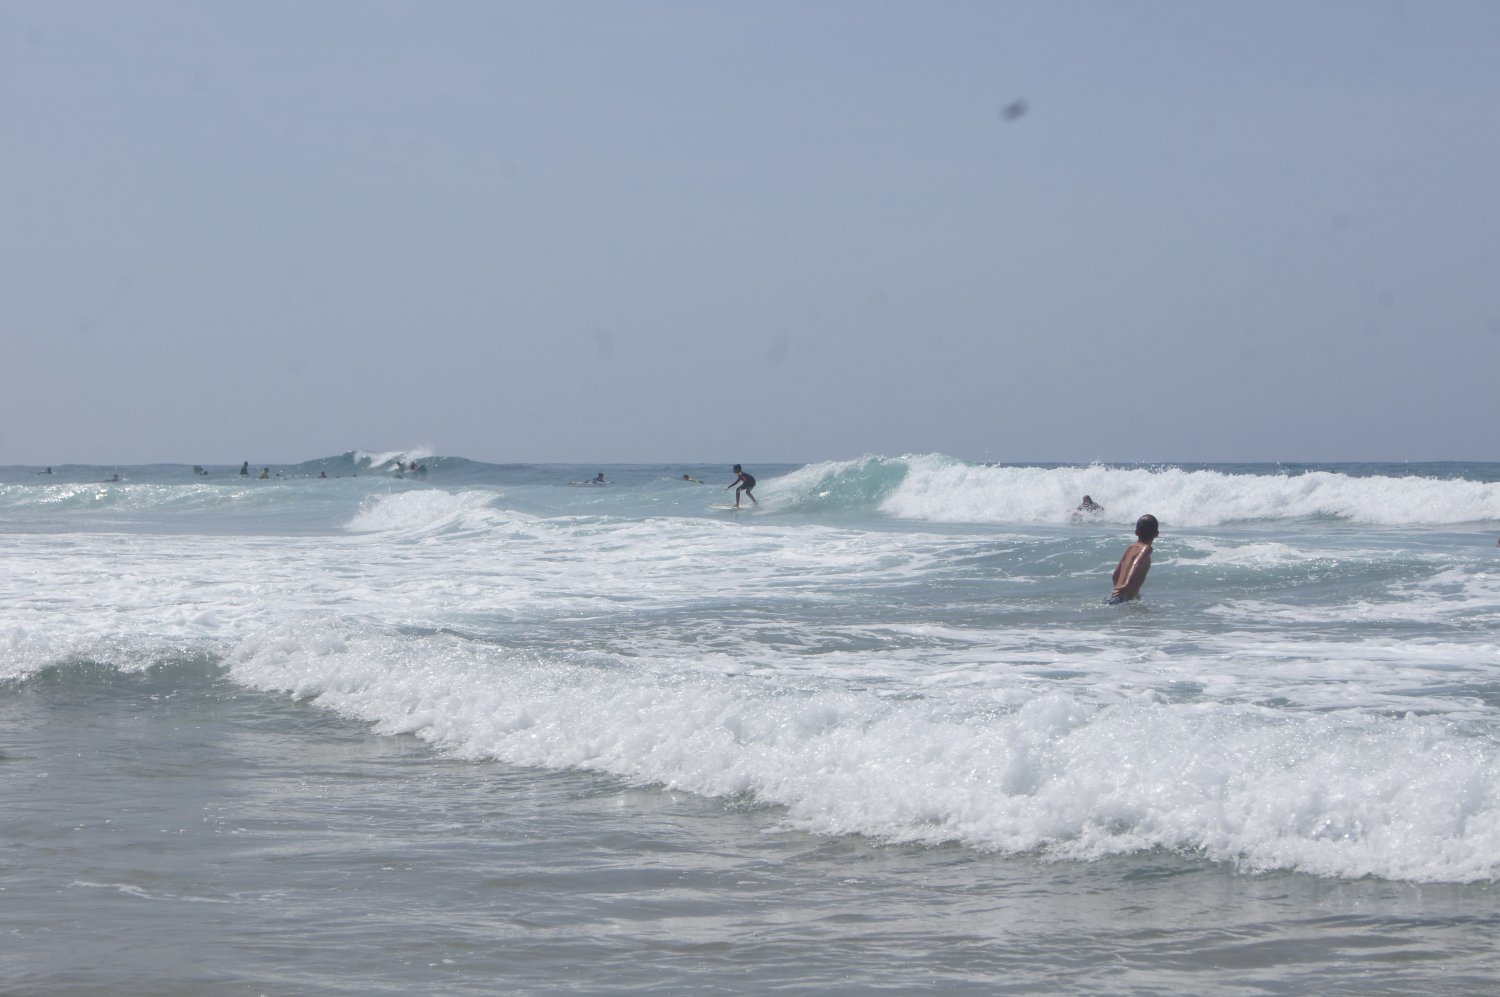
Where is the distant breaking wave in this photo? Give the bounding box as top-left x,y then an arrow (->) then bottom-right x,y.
773,455 -> 1500,527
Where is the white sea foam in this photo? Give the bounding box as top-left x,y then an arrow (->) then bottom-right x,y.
352,446 -> 436,469
6,457 -> 1500,883
1187,539 -> 1329,567
343,489 -> 507,534
225,618 -> 1500,884
775,455 -> 1500,527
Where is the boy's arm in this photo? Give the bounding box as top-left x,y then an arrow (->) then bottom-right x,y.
1111,544 -> 1139,586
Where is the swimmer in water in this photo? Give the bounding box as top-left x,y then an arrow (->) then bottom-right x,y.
1108,514 -> 1159,604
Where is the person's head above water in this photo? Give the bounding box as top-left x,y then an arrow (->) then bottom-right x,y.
1135,514 -> 1159,540
732,464 -> 742,473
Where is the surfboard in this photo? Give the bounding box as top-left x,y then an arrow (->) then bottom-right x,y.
709,504 -> 748,512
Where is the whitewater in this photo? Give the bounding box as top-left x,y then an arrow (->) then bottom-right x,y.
5,452 -> 1500,994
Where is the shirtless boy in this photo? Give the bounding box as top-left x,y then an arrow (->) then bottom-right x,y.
1109,514 -> 1159,604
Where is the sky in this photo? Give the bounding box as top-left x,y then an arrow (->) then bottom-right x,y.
4,0 -> 1498,466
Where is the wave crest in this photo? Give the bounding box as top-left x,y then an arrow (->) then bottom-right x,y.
771,456 -> 1500,527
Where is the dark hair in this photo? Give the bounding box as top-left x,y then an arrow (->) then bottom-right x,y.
733,464 -> 742,472
1135,514 -> 1159,539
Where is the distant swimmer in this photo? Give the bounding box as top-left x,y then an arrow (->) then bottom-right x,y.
1071,494 -> 1104,522
682,474 -> 703,483
1108,514 -> 1158,605
240,461 -> 250,477
259,467 -> 270,479
593,472 -> 606,483
37,467 -> 52,475
319,470 -> 327,478
727,464 -> 757,507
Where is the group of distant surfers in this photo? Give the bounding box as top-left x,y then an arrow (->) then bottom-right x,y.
577,466 -> 756,506
49,458 -> 1155,602
229,458 -> 428,479
44,458 -> 439,480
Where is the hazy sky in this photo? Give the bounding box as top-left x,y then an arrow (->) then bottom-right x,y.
5,1 -> 1498,465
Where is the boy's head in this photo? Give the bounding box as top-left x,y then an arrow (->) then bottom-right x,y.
1135,514 -> 1159,541
733,464 -> 742,473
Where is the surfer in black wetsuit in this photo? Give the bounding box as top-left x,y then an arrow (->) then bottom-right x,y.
728,464 -> 757,507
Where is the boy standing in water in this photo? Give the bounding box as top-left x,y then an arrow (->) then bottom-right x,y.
1109,514 -> 1159,604
727,464 -> 757,507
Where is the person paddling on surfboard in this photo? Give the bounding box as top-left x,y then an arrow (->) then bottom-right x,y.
727,464 -> 757,507
1071,494 -> 1104,522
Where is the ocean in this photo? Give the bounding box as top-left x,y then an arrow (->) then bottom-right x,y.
4,451 -> 1500,994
